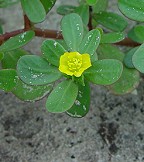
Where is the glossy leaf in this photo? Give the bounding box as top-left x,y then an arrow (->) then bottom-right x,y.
92,0 -> 108,13
0,31 -> 35,52
21,0 -> 46,23
0,24 -> 3,34
101,32 -> 125,44
40,0 -> 56,13
17,55 -> 62,85
134,25 -> 144,42
132,43 -> 144,73
0,69 -> 17,91
0,52 -> 3,60
1,49 -> 28,69
109,67 -> 140,94
128,25 -> 144,43
78,29 -> 101,61
86,0 -> 97,5
124,47 -> 139,68
12,79 -> 53,101
118,0 -> 144,22
66,82 -> 90,118
93,12 -> 127,31
57,5 -> 76,15
41,40 -> 66,66
84,59 -> 123,85
75,4 -> 89,25
46,80 -> 78,113
61,13 -> 83,51
128,27 -> 141,43
97,44 -> 124,61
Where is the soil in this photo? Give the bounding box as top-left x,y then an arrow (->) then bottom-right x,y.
0,0 -> 144,162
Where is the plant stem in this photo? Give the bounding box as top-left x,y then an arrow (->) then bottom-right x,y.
0,14 -> 140,47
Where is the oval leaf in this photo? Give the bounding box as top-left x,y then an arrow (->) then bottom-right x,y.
97,44 -> 124,61
0,69 -> 17,91
66,82 -> 90,118
0,24 -> 3,34
118,0 -> 144,22
84,59 -> 123,85
93,12 -> 127,31
92,0 -> 108,13
101,32 -> 125,44
86,0 -> 97,6
109,67 -> 140,94
134,25 -> 144,42
74,4 -> 89,25
124,47 -> 139,68
132,43 -> 144,73
57,5 -> 76,15
21,0 -> 46,23
1,49 -> 28,69
12,79 -> 53,101
0,31 -> 35,52
46,80 -> 78,113
61,13 -> 84,51
0,52 -> 3,60
40,0 -> 56,13
41,40 -> 66,66
78,29 -> 101,61
17,55 -> 62,85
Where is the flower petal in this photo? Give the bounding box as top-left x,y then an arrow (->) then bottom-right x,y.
82,54 -> 92,70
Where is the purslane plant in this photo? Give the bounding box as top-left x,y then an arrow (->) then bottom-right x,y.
16,13 -> 123,117
0,0 -> 143,117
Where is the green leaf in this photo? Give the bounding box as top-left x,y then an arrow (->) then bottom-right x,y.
17,55 -> 62,85
61,13 -> 83,51
0,31 -> 35,52
86,0 -> 97,6
73,75 -> 85,86
40,0 -> 56,13
78,29 -> 101,61
118,0 -> 144,22
124,47 -> 139,68
109,67 -> 140,94
21,0 -> 46,23
132,43 -> 144,73
46,80 -> 78,113
84,59 -> 123,85
0,69 -> 17,91
93,12 -> 127,31
101,32 -> 125,44
134,25 -> 144,42
1,49 -> 28,69
128,25 -> 144,43
97,44 -> 124,61
74,4 -> 89,25
0,52 -> 3,60
66,82 -> 90,118
12,79 -> 53,101
128,27 -> 141,43
0,24 -> 3,34
92,0 -> 108,13
57,5 -> 76,15
41,40 -> 66,66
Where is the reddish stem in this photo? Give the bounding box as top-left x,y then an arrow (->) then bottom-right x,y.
0,14 -> 140,47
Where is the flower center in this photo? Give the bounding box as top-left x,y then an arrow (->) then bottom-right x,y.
67,57 -> 82,72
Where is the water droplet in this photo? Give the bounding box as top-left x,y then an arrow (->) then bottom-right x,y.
75,100 -> 81,106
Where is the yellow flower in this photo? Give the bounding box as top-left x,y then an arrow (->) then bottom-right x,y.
59,52 -> 92,77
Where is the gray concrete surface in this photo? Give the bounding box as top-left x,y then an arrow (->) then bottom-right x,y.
0,0 -> 144,162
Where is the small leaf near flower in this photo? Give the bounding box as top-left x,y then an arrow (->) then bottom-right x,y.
59,52 -> 92,77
